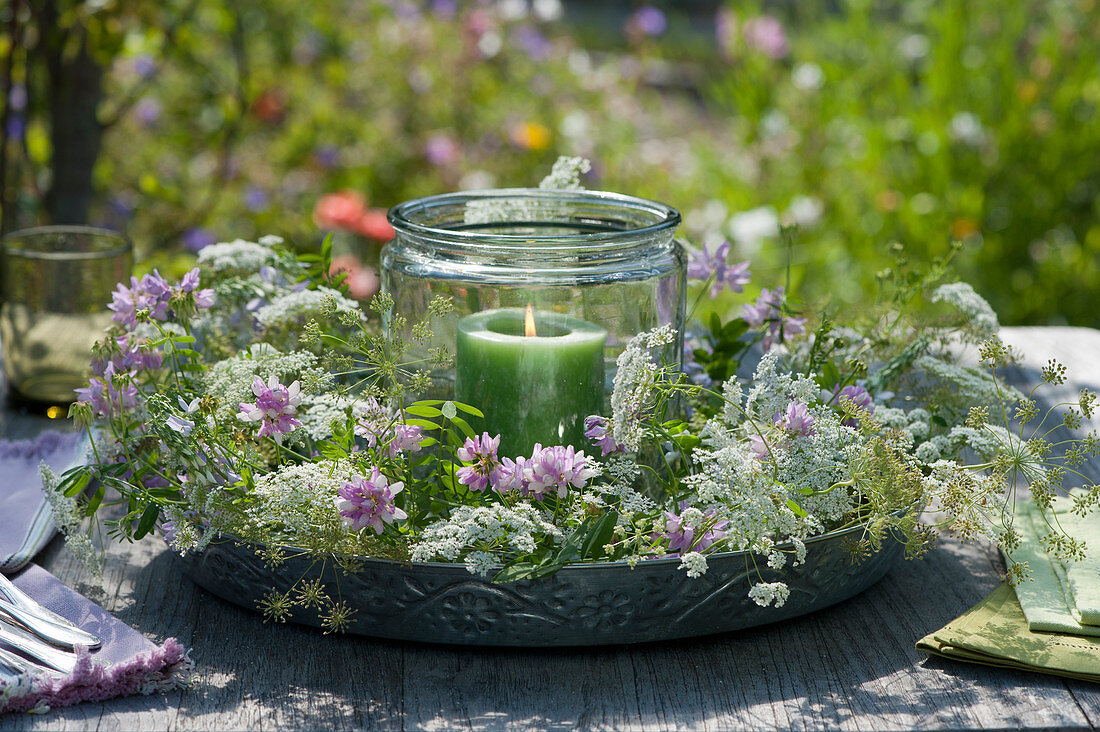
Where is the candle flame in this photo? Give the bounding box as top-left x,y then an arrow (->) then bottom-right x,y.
524,304 -> 537,337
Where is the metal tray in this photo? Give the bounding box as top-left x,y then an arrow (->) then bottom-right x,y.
177,522 -> 903,646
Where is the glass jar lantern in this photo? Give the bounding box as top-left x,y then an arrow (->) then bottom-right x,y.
383,189 -> 685,456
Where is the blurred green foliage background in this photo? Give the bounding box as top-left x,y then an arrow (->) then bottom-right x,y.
2,0 -> 1098,325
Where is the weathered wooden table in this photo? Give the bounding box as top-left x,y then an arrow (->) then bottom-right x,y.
4,326 -> 1100,731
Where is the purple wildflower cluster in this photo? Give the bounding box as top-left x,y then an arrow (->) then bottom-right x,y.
108,268 -> 214,329
655,502 -> 728,555
454,432 -> 598,500
355,399 -> 427,458
741,286 -> 807,351
334,467 -> 408,534
749,400 -> 815,460
832,384 -> 874,425
687,241 -> 752,299
79,268 -> 214,415
238,375 -> 303,438
74,369 -> 138,418
583,415 -> 624,456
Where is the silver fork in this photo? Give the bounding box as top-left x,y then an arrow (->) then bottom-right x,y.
0,619 -> 77,674
0,646 -> 64,680
0,573 -> 101,649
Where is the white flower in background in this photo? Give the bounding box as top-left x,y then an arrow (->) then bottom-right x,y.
559,110 -> 591,140
792,62 -> 824,91
197,238 -> 280,272
784,195 -> 824,227
497,0 -> 528,22
532,0 -> 563,21
900,33 -> 930,60
760,109 -> 789,139
949,112 -> 984,146
459,170 -> 496,191
931,282 -> 999,339
254,287 -> 359,331
727,206 -> 779,250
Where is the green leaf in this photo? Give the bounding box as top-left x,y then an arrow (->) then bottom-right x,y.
134,502 -> 161,540
579,511 -> 618,560
61,471 -> 91,498
405,405 -> 443,418
492,562 -> 538,583
441,401 -> 458,420
84,482 -> 106,516
720,318 -> 750,340
171,335 -> 197,344
450,401 -> 484,418
450,416 -> 477,439
822,360 -> 841,388
403,418 -> 442,431
787,499 -> 808,517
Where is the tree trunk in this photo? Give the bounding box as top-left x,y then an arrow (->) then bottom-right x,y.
42,9 -> 104,225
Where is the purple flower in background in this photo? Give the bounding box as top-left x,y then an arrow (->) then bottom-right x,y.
391,1 -> 420,21
8,84 -> 27,111
777,400 -> 815,437
182,227 -> 217,253
133,54 -> 157,79
743,15 -> 789,59
625,6 -> 667,38
741,286 -> 806,351
178,267 -> 215,309
687,241 -> 751,299
335,467 -> 407,534
833,384 -> 874,426
6,115 -> 25,142
424,133 -> 460,167
430,0 -> 457,19
313,144 -> 341,169
244,186 -> 269,213
238,375 -> 303,438
526,444 -> 598,499
657,502 -> 728,555
135,97 -> 162,127
584,415 -> 624,457
456,432 -> 502,492
108,271 -> 173,327
513,25 -> 551,60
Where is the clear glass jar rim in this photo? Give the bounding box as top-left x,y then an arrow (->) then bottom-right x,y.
387,188 -> 681,250
1,225 -> 133,260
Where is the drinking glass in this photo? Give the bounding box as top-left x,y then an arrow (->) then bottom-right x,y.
0,226 -> 132,406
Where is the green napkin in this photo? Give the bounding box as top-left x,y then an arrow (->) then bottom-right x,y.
1004,492 -> 1100,635
917,583 -> 1100,683
1057,506 -> 1100,626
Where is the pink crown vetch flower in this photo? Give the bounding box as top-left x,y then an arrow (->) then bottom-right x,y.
335,467 -> 407,534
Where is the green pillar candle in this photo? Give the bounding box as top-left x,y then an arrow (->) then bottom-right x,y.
456,307 -> 607,458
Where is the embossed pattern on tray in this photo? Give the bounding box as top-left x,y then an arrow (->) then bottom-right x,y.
178,524 -> 904,646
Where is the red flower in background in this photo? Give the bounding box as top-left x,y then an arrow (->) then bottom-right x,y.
313,191 -> 395,242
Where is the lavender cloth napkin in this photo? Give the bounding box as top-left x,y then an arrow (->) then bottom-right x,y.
0,431 -> 86,573
0,565 -> 191,714
0,430 -> 192,715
